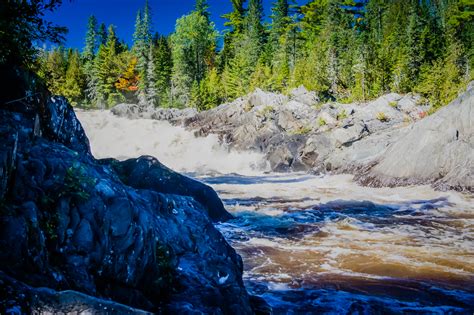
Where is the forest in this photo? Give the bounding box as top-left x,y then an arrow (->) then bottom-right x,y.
35,0 -> 473,110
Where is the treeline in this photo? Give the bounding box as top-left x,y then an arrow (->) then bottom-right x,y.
36,0 -> 473,110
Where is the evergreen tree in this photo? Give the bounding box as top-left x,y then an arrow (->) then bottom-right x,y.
31,0 -> 473,111
98,22 -> 108,46
92,25 -> 122,108
83,15 -> 98,106
245,0 -> 265,68
154,35 -> 173,107
83,15 -> 98,61
146,45 -> 157,106
133,0 -> 154,106
220,0 -> 246,69
195,0 -> 211,21
63,49 -> 85,106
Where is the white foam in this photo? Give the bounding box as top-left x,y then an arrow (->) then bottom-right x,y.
76,110 -> 268,175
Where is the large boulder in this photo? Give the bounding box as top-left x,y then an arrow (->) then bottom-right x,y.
356,85 -> 474,192
289,85 -> 319,106
102,156 -> 233,222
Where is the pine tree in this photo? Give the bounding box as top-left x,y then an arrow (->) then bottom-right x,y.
63,49 -> 85,106
220,0 -> 246,69
92,25 -> 123,108
268,0 -> 291,90
154,35 -> 173,107
195,0 -> 211,21
245,0 -> 265,68
146,45 -> 157,106
83,15 -> 98,61
133,1 -> 154,106
83,15 -> 98,106
98,22 -> 108,46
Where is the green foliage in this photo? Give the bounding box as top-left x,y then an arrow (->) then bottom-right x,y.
258,105 -> 274,117
154,35 -> 173,107
289,125 -> 312,135
416,41 -> 468,108
171,10 -> 217,107
31,0 -> 473,111
84,15 -> 98,61
376,112 -> 389,122
318,117 -> 327,127
0,0 -> 67,67
62,165 -> 96,201
336,108 -> 348,121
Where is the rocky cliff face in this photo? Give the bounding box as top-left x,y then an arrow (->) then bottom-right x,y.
112,85 -> 473,192
0,71 -> 262,313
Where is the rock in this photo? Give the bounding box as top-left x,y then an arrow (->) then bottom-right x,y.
111,104 -> 198,125
356,84 -> 474,192
351,94 -> 405,132
102,156 -> 233,222
0,68 -> 262,313
41,96 -> 92,156
245,88 -> 288,108
316,111 -> 337,128
0,271 -> 152,315
289,85 -> 319,106
107,86 -> 471,192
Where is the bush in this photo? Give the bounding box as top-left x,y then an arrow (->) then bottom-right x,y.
389,101 -> 398,108
318,117 -> 327,126
258,105 -> 274,117
337,109 -> 348,121
376,112 -> 389,122
290,125 -> 312,135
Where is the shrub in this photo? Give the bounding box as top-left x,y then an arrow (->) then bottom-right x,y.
376,112 -> 389,122
290,125 -> 312,135
318,117 -> 327,127
337,109 -> 348,121
259,105 -> 274,117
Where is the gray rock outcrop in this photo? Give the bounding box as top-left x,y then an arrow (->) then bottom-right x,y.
356,86 -> 473,192
110,84 -> 472,192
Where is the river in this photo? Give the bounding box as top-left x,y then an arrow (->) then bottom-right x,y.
77,110 -> 474,314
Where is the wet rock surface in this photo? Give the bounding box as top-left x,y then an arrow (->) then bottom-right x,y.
112,85 -> 473,191
0,71 -> 262,313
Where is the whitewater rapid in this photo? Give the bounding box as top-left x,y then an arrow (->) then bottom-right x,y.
76,110 -> 474,313
77,110 -> 268,175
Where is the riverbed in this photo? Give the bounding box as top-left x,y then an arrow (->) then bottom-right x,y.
77,110 -> 474,314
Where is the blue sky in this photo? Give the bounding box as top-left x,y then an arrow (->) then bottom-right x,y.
45,0 -> 306,50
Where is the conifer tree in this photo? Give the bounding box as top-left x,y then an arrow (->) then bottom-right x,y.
83,15 -> 98,61
63,50 -> 85,106
83,15 -> 98,106
245,0 -> 265,68
98,23 -> 108,46
154,35 -> 173,107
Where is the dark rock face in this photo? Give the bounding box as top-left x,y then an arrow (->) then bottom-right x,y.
0,86 -> 259,313
0,271 -> 152,315
101,156 -> 233,222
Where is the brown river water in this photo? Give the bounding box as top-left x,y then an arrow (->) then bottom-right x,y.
77,110 -> 474,314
